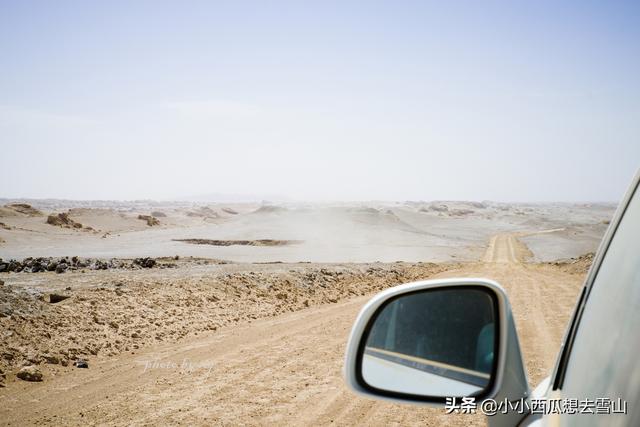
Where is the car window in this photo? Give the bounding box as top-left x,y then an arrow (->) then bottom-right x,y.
559,185 -> 640,426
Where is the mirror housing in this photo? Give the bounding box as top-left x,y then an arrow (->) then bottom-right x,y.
344,278 -> 530,424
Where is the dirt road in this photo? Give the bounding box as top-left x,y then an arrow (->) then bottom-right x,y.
0,234 -> 586,426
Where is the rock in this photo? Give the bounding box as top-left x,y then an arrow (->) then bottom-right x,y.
47,212 -> 83,228
2,256 -> 169,274
74,359 -> 89,368
43,354 -> 60,364
0,279 -> 4,286
137,215 -> 160,226
108,321 -> 119,329
0,303 -> 13,317
133,258 -> 156,268
93,260 -> 108,270
48,293 -> 71,303
7,261 -> 21,272
17,366 -> 43,382
30,261 -> 44,273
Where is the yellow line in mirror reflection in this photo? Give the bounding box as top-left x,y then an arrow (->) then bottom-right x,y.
365,346 -> 491,379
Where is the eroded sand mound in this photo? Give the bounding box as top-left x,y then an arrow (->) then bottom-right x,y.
418,203 -> 477,216
419,203 -> 449,213
137,215 -> 160,226
185,207 -> 219,218
46,212 -> 88,230
350,207 -> 379,214
0,200 -> 615,264
252,205 -> 287,214
0,203 -> 43,217
65,209 -> 152,233
67,208 -> 115,216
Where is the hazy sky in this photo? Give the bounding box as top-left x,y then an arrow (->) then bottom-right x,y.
1,1 -> 639,202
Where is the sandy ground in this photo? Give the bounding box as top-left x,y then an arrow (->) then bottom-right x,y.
0,233 -> 590,426
0,200 -> 614,262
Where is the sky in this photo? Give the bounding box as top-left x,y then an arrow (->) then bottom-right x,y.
1,0 -> 639,202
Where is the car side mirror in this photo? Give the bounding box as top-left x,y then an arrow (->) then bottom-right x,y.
344,278 -> 531,424
359,286 -> 498,398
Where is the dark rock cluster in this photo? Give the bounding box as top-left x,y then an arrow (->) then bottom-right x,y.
0,256 -> 169,274
132,257 -> 156,268
547,252 -> 595,274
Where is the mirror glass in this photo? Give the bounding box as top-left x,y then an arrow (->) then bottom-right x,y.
360,287 -> 497,398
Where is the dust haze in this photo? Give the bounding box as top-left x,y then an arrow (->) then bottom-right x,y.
0,198 -> 614,263
0,197 -> 613,425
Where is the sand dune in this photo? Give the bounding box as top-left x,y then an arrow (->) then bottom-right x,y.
0,200 -> 614,262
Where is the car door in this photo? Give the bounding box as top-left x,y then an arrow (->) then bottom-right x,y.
546,173 -> 640,426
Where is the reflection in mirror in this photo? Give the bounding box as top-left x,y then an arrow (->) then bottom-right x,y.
361,288 -> 496,397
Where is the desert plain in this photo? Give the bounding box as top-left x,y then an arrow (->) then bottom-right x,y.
0,198 -> 615,426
